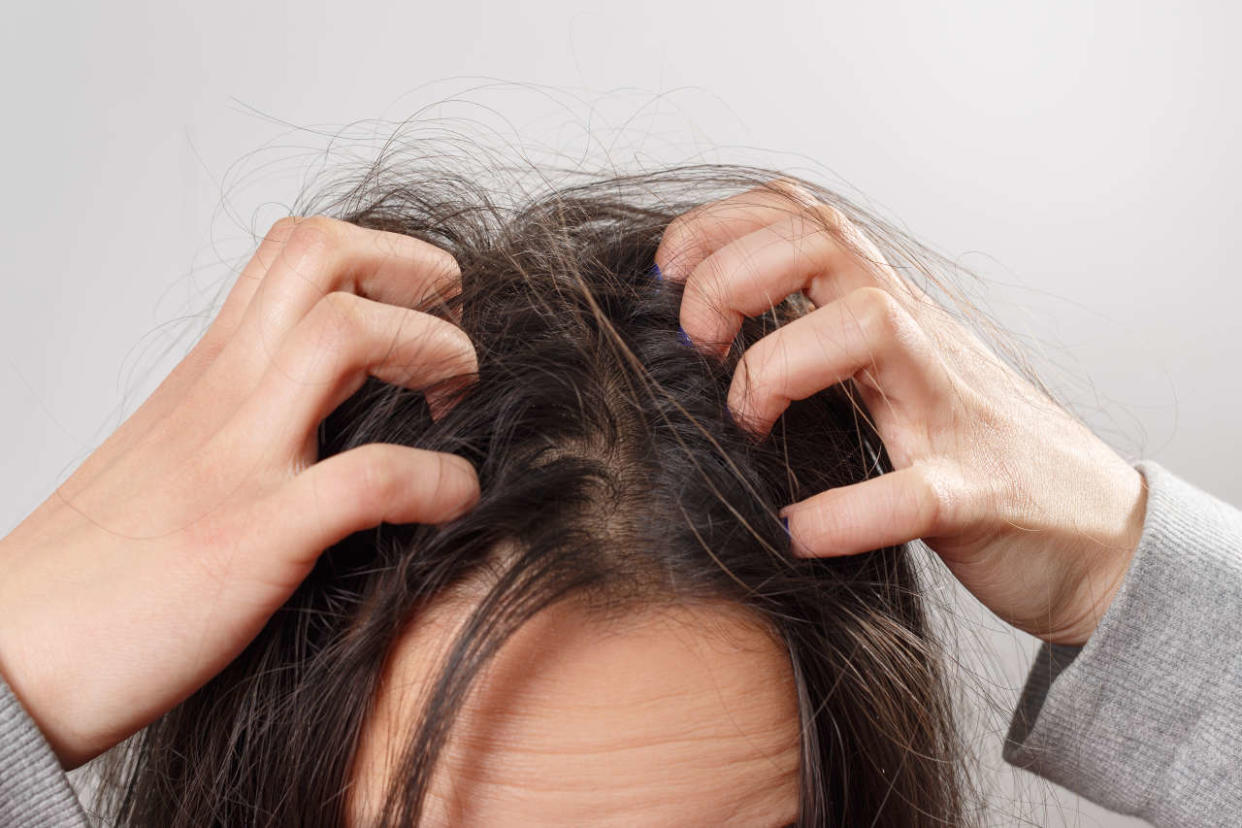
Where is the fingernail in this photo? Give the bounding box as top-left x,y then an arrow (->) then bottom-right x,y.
649,263 -> 663,281
678,326 -> 692,346
780,516 -> 791,536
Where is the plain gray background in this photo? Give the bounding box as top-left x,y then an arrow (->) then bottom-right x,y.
3,1 -> 1237,825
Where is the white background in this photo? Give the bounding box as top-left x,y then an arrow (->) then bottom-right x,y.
4,1 -> 1237,824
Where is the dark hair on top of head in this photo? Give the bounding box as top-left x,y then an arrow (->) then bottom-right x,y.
96,158 -> 979,827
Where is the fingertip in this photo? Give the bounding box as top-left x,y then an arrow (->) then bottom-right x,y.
446,451 -> 479,487
675,325 -> 731,363
439,452 -> 482,519
726,363 -> 777,438
677,296 -> 738,362
778,507 -> 798,546
779,505 -> 831,559
727,401 -> 772,442
653,248 -> 691,284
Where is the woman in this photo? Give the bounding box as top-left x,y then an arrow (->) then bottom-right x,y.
0,162 -> 1237,826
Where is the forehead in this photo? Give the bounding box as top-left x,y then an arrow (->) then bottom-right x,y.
349,596 -> 801,826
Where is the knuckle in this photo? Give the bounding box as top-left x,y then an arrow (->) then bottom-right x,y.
809,203 -> 849,234
264,215 -> 302,245
854,286 -> 903,336
811,202 -> 847,229
767,176 -> 801,193
351,448 -> 398,512
283,216 -> 344,262
298,214 -> 346,239
767,177 -> 818,208
662,204 -> 701,245
317,289 -> 365,326
664,197 -> 734,260
305,291 -> 366,354
662,216 -> 710,271
852,287 -> 919,354
908,465 -> 956,536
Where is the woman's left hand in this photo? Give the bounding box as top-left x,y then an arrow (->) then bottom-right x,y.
655,181 -> 1148,648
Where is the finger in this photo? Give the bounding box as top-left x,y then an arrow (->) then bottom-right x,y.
729,287 -> 944,436
680,208 -> 907,357
209,216 -> 305,345
67,219 -> 317,479
272,444 -> 480,564
244,216 -> 460,331
234,292 -> 478,453
221,217 -> 463,384
654,179 -> 818,283
782,465 -> 960,557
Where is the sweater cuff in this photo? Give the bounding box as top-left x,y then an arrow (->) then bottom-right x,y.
0,673 -> 87,827
1003,460 -> 1242,823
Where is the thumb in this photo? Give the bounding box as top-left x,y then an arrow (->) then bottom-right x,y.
783,465 -> 956,557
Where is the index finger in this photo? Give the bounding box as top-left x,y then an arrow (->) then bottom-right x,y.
654,179 -> 817,283
207,217 -> 466,406
239,216 -> 463,344
678,207 -> 904,357
215,217 -> 462,343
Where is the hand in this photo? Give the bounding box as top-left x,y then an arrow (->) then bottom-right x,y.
655,181 -> 1149,648
0,217 -> 481,768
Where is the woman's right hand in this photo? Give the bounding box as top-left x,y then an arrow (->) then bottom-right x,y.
655,181 -> 1149,648
0,217 -> 481,768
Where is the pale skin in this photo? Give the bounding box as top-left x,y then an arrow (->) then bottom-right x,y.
655,179 -> 1147,647
347,589 -> 800,826
0,183 -> 1148,815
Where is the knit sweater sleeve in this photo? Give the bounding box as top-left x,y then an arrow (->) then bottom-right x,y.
1004,460 -> 1242,825
0,674 -> 88,827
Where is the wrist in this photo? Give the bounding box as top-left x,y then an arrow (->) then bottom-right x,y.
0,533 -> 93,769
1046,465 -> 1149,647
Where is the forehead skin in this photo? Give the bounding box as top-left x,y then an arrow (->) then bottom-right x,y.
348,594 -> 801,826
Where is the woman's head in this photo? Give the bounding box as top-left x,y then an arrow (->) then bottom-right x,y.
100,165 -> 968,826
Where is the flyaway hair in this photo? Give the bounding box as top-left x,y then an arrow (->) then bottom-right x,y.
96,160 -> 977,827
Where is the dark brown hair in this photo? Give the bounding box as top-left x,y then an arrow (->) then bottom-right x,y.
96,159 -> 977,826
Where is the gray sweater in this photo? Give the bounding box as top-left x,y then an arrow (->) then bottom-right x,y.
1,460 -> 1239,827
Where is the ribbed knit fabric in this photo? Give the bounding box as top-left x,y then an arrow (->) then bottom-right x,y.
0,677 -> 87,827
1005,460 -> 1242,825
